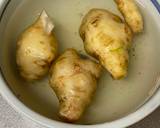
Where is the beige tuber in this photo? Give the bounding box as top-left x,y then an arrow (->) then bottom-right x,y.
16,10 -> 58,80
80,9 -> 133,79
114,0 -> 144,33
49,49 -> 101,122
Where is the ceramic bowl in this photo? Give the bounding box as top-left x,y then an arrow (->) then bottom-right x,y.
0,0 -> 160,128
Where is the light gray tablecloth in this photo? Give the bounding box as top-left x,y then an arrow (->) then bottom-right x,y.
0,95 -> 43,128
0,95 -> 160,128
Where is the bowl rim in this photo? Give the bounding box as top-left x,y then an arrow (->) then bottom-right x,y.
0,0 -> 160,128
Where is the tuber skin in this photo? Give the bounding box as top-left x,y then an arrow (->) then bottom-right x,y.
16,10 -> 58,81
49,49 -> 102,122
114,0 -> 144,33
79,9 -> 133,79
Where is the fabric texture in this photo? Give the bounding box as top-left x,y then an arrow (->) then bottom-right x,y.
0,95 -> 43,128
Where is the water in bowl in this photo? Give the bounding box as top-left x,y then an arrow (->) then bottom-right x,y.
1,0 -> 160,124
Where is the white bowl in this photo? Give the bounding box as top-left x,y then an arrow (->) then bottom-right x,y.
0,0 -> 160,128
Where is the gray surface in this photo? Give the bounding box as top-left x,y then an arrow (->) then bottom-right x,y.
0,95 -> 160,128
0,95 -> 43,128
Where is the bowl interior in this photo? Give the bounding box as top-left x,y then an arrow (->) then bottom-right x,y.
0,0 -> 160,125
